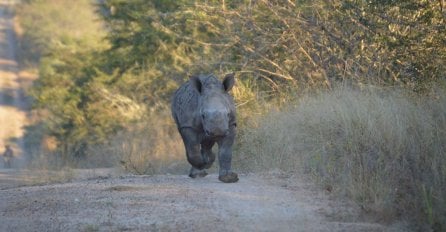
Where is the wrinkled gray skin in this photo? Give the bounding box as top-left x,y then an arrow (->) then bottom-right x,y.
172,73 -> 238,183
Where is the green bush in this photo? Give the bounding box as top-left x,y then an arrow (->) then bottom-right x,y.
16,0 -> 106,65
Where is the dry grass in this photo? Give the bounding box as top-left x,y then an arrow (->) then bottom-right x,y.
21,110 -> 186,181
235,86 -> 446,231
90,110 -> 187,175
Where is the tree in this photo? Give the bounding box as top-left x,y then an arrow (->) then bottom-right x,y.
24,0 -> 445,160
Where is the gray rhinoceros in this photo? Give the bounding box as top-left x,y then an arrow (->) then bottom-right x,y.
171,73 -> 238,183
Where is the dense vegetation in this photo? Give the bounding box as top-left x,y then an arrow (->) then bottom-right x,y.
15,0 -> 445,230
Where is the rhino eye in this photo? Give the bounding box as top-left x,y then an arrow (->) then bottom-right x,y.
201,113 -> 205,119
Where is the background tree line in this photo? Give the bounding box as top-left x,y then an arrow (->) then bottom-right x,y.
17,0 -> 445,158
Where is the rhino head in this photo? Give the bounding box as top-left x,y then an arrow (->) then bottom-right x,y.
190,73 -> 235,138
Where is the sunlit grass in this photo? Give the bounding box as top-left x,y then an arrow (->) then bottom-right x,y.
235,86 -> 446,230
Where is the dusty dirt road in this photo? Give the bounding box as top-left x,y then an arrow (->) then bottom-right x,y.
0,171 -> 402,232
0,0 -> 31,168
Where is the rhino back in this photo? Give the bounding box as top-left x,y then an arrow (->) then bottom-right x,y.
172,81 -> 200,128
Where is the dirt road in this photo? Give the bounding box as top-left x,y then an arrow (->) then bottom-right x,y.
0,171 -> 403,232
0,0 -> 31,168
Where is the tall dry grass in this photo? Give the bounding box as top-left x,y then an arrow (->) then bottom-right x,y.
87,111 -> 187,175
235,86 -> 446,231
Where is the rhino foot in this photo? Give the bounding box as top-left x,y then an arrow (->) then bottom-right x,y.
189,168 -> 208,178
203,161 -> 214,169
218,172 -> 239,183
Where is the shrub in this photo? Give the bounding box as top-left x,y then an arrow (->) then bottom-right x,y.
16,0 -> 106,66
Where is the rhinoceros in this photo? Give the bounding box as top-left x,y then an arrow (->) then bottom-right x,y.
171,73 -> 238,183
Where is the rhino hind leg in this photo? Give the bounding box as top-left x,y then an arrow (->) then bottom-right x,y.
188,143 -> 214,178
202,152 -> 215,169
201,140 -> 216,169
189,167 -> 208,178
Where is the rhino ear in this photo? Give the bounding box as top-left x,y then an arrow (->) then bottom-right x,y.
190,75 -> 202,93
223,73 -> 235,92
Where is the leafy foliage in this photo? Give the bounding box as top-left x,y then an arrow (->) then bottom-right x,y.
341,0 -> 446,90
16,0 -> 106,65
97,0 -> 445,90
19,0 -> 445,166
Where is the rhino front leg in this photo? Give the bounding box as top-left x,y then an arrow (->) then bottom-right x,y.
217,127 -> 238,183
179,128 -> 208,178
